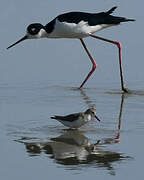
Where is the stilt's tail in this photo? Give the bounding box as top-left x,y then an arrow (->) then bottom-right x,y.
106,6 -> 118,15
121,18 -> 135,22
105,6 -> 135,23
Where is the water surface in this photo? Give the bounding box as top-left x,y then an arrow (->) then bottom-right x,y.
1,82 -> 144,179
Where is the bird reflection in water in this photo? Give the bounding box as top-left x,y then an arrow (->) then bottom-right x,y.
15,94 -> 131,175
16,128 -> 130,175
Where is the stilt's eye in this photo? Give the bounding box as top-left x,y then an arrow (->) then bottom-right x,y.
28,27 -> 38,35
31,28 -> 36,32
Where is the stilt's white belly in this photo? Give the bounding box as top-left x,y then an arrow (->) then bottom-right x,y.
48,19 -> 113,39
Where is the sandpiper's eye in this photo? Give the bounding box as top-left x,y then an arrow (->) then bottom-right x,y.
92,111 -> 96,115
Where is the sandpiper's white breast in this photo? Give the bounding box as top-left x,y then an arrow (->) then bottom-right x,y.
58,116 -> 88,128
87,114 -> 92,121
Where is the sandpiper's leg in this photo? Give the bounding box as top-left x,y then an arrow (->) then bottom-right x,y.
90,34 -> 129,93
79,38 -> 97,89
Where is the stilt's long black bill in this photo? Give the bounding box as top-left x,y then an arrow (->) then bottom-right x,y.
7,35 -> 28,49
95,115 -> 100,122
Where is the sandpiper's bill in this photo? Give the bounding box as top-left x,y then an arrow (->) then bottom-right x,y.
51,108 -> 100,128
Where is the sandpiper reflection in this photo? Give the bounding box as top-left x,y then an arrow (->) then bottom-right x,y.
14,94 -> 131,175
16,128 -> 131,175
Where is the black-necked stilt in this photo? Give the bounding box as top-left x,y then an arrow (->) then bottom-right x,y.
51,107 -> 100,128
7,6 -> 135,92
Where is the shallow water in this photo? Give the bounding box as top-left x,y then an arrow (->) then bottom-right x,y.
0,82 -> 144,179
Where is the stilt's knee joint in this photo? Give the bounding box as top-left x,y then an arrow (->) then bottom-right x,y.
116,42 -> 122,49
92,63 -> 97,70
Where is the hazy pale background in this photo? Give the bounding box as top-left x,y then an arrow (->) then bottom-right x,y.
0,1 -> 144,180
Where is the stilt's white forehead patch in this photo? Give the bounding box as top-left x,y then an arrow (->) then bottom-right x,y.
27,29 -> 47,39
38,29 -> 47,38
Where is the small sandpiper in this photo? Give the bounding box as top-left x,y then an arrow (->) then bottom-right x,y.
51,107 -> 100,128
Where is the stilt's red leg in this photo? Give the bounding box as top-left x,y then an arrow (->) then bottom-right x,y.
79,38 -> 97,89
90,34 -> 129,93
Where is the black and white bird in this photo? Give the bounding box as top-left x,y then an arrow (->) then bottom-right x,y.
7,6 -> 135,91
51,108 -> 100,128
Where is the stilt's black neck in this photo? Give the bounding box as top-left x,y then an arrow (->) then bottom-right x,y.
44,18 -> 56,34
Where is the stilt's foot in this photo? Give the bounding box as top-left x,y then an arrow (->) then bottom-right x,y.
122,87 -> 132,94
78,86 -> 82,90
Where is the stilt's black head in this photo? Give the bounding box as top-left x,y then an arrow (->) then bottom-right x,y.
7,23 -> 46,49
27,23 -> 44,36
